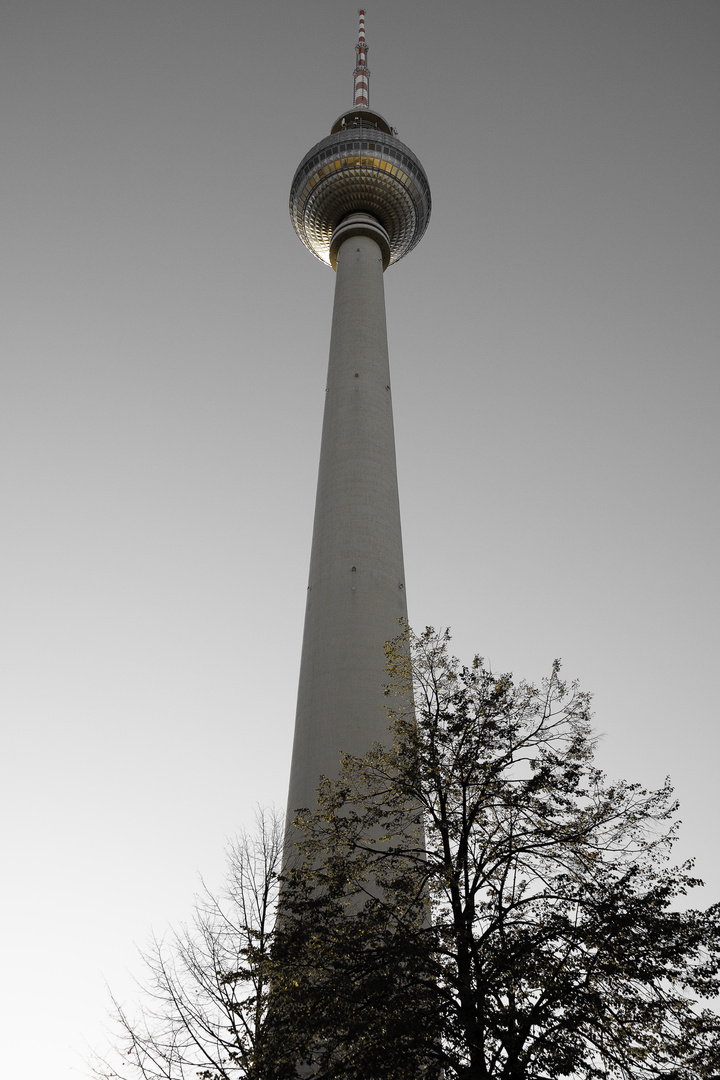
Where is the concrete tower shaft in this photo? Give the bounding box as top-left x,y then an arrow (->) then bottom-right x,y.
286,13 -> 430,819
286,215 -> 408,817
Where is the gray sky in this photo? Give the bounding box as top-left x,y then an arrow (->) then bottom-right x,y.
2,2 -> 719,1076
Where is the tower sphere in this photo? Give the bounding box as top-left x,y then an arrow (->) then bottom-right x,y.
290,107 -> 431,268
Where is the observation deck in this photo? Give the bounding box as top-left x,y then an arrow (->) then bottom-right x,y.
290,107 -> 431,268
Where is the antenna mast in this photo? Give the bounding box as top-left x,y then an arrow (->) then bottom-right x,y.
353,9 -> 370,107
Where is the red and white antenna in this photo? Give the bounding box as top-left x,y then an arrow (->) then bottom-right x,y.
353,9 -> 370,107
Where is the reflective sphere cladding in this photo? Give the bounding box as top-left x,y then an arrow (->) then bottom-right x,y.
290,125 -> 431,267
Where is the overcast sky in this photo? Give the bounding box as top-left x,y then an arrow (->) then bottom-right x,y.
2,2 -> 719,1077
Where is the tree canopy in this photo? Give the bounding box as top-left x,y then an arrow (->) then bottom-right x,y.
272,627 -> 720,1080
96,808 -> 283,1080
98,629 -> 720,1080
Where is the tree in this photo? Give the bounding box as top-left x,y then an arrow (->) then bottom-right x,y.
273,627 -> 720,1080
95,808 -> 283,1080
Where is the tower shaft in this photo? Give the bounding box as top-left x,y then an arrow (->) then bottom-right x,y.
287,219 -> 408,816
286,10 -> 429,823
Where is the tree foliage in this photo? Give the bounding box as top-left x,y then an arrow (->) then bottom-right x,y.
98,630 -> 720,1080
272,627 -> 720,1080
95,808 -> 283,1080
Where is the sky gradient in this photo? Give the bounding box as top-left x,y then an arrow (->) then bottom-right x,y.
2,3 -> 719,1077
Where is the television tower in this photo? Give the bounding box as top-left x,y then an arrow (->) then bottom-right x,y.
286,11 -> 431,818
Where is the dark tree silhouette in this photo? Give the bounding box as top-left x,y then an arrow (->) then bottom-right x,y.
272,627 -> 720,1080
96,808 -> 283,1080
97,631 -> 720,1080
